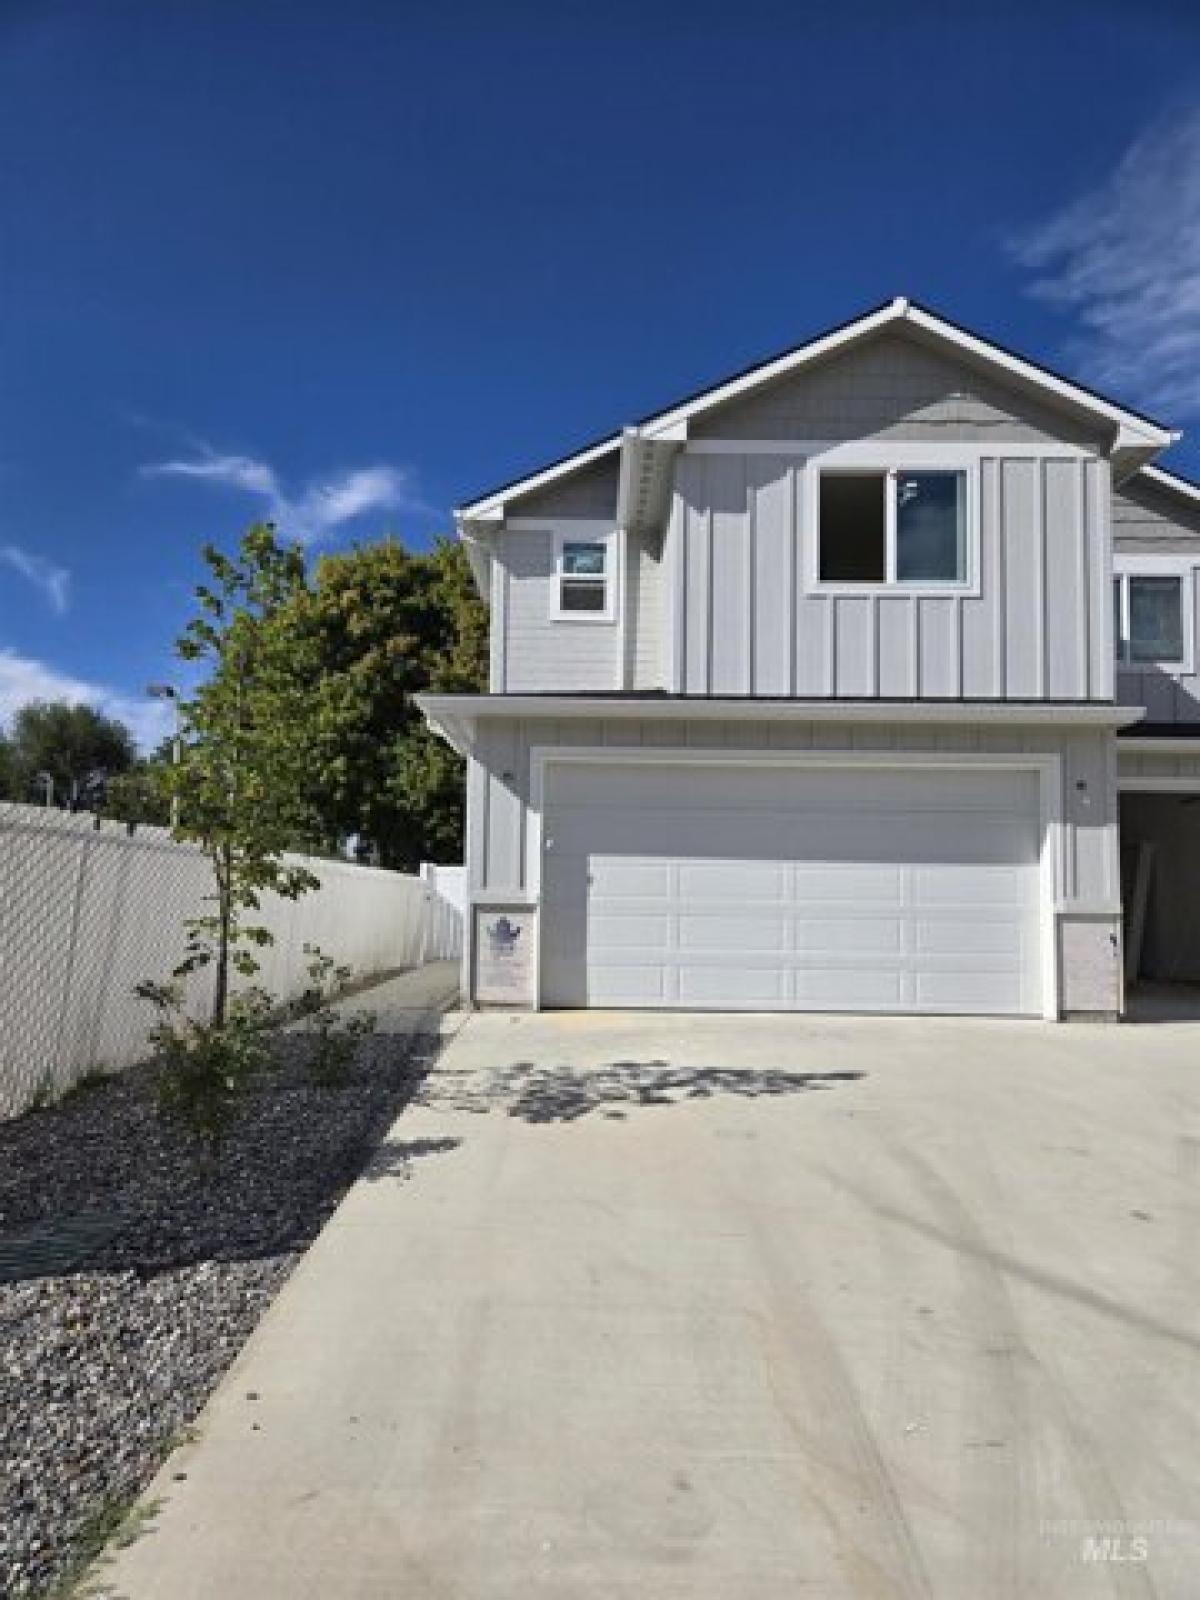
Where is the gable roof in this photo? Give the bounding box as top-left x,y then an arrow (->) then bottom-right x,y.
1136,463 -> 1200,508
457,295 -> 1178,526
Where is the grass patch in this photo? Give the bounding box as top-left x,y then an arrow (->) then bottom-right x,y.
45,1494 -> 162,1599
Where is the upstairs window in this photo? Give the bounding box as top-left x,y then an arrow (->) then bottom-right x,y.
1114,571 -> 1186,666
818,468 -> 967,587
552,535 -> 613,620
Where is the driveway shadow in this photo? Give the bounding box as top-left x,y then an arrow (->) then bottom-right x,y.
424,1059 -> 863,1124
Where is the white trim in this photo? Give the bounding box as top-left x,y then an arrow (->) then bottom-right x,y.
489,551 -> 507,692
616,527 -> 629,689
419,692 -> 1141,729
1118,736 -> 1200,755
526,744 -> 1063,1021
805,456 -> 980,598
416,690 -> 1142,759
505,515 -> 614,533
1112,554 -> 1198,675
460,433 -> 622,522
548,530 -> 617,624
456,297 -> 1174,522
686,439 -> 1100,460
1138,464 -> 1200,506
1118,776 -> 1200,792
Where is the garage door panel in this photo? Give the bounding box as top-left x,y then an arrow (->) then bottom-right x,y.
793,967 -> 908,1008
914,969 -> 1025,1012
583,858 -> 673,898
676,966 -> 788,1007
677,860 -> 790,899
588,913 -> 674,949
541,761 -> 1043,1016
911,864 -> 1033,908
792,916 -> 905,953
677,913 -> 788,953
792,863 -> 905,902
914,916 -> 1029,956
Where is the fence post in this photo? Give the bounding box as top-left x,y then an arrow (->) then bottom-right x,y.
50,829 -> 92,1094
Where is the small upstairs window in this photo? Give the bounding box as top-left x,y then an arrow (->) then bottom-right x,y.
818,468 -> 967,587
553,535 -> 613,620
1114,571 -> 1186,666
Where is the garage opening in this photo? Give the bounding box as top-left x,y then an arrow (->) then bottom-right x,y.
1121,792 -> 1200,1010
541,759 -> 1045,1017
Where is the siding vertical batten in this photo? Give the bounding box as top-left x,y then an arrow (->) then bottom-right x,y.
993,461 -> 1006,697
1035,468 -> 1047,698
745,458 -> 756,695
1076,460 -> 1090,698
789,465 -> 800,696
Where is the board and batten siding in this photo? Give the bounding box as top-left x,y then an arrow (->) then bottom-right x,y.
1114,480 -> 1200,725
668,451 -> 1113,703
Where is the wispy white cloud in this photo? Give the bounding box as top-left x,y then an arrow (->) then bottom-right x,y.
141,442 -> 427,544
0,545 -> 71,615
0,649 -> 172,751
1010,105 -> 1200,419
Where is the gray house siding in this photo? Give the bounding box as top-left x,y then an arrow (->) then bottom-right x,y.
490,333 -> 1118,705
1114,480 -> 1200,724
489,459 -> 624,694
492,522 -> 619,693
516,457 -> 619,519
625,530 -> 664,690
668,451 -> 1112,702
464,713 -> 1121,1016
690,329 -> 1109,447
1114,478 -> 1200,552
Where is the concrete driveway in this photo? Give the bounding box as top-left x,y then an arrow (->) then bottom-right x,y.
99,1007 -> 1200,1599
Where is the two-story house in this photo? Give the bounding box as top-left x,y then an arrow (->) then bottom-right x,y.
419,296 -> 1200,1020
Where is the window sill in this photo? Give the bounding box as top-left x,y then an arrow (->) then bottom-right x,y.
1117,660 -> 1193,678
808,580 -> 978,599
548,610 -> 618,625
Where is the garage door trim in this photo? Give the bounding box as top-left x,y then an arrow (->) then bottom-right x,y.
528,746 -> 1063,1019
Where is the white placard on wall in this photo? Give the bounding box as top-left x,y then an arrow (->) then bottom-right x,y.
474,906 -> 535,1005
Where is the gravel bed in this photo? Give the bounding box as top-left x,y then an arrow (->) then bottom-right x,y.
0,1020 -> 442,1599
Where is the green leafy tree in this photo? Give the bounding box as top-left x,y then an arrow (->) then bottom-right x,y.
7,700 -> 135,807
165,523 -> 324,1027
279,535 -> 487,869
102,757 -> 174,826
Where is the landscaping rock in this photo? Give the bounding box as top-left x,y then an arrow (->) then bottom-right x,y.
0,1021 -> 442,1599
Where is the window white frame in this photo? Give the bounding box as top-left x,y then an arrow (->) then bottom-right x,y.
1113,555 -> 1197,676
549,529 -> 617,623
804,446 -> 980,597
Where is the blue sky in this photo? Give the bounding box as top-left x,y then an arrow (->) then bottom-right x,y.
1,0 -> 1199,746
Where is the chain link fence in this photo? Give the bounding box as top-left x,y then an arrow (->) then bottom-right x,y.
0,801 -> 461,1119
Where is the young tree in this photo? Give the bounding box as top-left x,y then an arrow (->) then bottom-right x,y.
7,701 -> 136,807
166,523 -> 323,1026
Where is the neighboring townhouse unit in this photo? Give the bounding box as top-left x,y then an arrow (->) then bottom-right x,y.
1113,465 -> 1200,984
420,296 -> 1200,1020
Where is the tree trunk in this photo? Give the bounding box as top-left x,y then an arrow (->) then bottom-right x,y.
212,843 -> 232,1027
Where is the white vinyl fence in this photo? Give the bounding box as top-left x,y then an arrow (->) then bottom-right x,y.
0,803 -> 462,1119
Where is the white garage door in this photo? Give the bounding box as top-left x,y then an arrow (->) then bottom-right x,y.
540,761 -> 1044,1016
